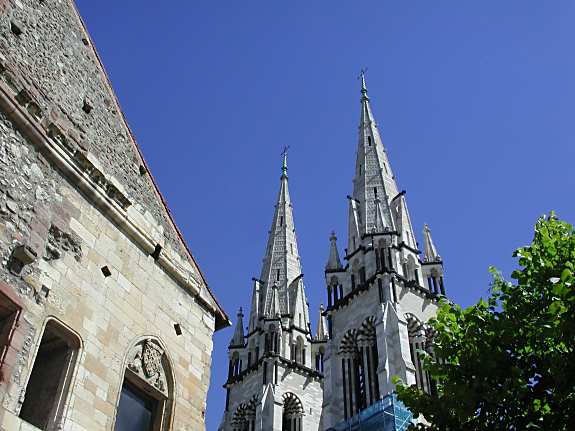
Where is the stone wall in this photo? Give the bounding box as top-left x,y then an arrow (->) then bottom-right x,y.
0,0 -> 228,430
0,108 -> 216,430
0,0 -> 190,262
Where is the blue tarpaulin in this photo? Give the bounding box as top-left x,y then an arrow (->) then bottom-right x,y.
327,394 -> 414,431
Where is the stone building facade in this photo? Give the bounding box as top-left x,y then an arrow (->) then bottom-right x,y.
220,74 -> 446,430
0,1 -> 229,430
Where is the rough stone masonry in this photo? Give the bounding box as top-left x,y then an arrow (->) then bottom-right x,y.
0,1 -> 229,430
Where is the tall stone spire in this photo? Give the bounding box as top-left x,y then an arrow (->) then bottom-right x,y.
229,308 -> 245,347
423,224 -> 441,262
349,71 -> 399,252
258,150 -> 303,318
325,232 -> 343,271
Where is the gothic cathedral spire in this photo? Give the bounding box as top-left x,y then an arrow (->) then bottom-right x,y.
349,72 -> 400,253
256,151 -> 304,319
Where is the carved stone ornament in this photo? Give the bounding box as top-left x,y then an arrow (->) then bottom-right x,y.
127,339 -> 168,397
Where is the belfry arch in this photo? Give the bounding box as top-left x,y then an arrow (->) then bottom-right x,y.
282,392 -> 304,431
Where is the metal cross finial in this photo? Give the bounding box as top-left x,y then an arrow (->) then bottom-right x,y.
358,68 -> 368,94
281,145 -> 290,176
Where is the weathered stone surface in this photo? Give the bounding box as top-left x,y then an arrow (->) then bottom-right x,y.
0,0 -> 187,260
0,1 -> 227,430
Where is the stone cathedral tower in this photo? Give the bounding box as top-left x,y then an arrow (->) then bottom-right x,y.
321,74 -> 445,430
221,74 -> 447,430
220,155 -> 326,431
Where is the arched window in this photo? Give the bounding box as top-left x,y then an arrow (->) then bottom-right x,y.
231,397 -> 257,431
338,329 -> 358,419
19,319 -> 81,430
315,346 -> 325,373
230,351 -> 241,377
114,338 -> 174,431
338,317 -> 381,420
282,392 -> 304,431
357,317 -> 380,406
267,325 -> 280,355
407,256 -> 419,285
294,336 -> 305,366
406,315 -> 432,394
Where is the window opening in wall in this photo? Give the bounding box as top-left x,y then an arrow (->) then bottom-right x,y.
280,216 -> 283,226
115,338 -> 173,431
276,269 -> 280,281
19,320 -> 80,430
0,289 -> 21,377
290,243 -> 293,255
367,136 -> 372,146
115,380 -> 158,431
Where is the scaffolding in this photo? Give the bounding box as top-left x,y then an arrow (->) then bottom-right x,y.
327,394 -> 413,431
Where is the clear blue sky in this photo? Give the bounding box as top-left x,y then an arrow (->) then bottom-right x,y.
76,1 -> 575,429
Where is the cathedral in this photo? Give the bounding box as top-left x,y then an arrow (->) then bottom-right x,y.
219,74 -> 446,431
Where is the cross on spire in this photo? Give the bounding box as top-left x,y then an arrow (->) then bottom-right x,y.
359,67 -> 368,96
281,145 -> 290,177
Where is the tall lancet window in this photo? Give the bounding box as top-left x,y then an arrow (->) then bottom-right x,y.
357,317 -> 380,406
406,315 -> 433,394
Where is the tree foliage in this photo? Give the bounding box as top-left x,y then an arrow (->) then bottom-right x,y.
396,214 -> 575,430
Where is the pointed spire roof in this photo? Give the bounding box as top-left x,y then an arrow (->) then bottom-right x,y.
326,231 -> 343,271
315,304 -> 328,340
349,72 -> 399,251
423,224 -> 441,262
229,307 -> 245,347
259,151 -> 304,318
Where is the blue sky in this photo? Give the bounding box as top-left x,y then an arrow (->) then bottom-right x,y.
76,1 -> 575,429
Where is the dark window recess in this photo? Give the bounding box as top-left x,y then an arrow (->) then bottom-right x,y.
138,165 -> 147,176
367,136 -> 372,146
173,323 -> 182,336
10,22 -> 22,36
115,380 -> 158,431
19,321 -> 79,429
151,244 -> 162,261
279,216 -> 283,226
276,269 -> 280,281
40,285 -> 50,298
81,37 -> 90,46
101,266 -> 112,277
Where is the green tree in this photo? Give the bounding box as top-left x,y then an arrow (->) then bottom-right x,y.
396,214 -> 575,430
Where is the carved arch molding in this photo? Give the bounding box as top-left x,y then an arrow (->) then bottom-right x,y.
126,338 -> 169,398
